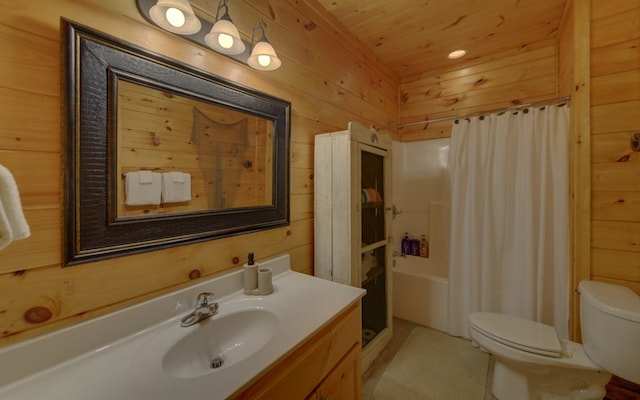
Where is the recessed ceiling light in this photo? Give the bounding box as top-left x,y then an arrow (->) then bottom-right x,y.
448,49 -> 468,59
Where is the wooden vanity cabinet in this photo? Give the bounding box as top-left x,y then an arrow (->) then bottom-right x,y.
231,302 -> 362,400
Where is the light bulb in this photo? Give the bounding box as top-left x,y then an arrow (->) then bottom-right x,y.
217,33 -> 234,49
448,49 -> 468,59
165,7 -> 186,28
257,54 -> 271,67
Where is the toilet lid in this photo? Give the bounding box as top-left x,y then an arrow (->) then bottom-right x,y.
469,312 -> 563,358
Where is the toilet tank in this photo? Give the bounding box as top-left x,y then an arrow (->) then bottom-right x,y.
579,280 -> 640,384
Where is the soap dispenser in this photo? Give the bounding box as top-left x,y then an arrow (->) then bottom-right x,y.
243,252 -> 258,294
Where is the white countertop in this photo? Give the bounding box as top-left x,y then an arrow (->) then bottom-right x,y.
0,254 -> 365,399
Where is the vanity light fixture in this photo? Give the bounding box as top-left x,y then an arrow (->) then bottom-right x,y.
204,0 -> 245,55
148,0 -> 201,35
137,0 -> 282,71
247,20 -> 281,71
448,49 -> 468,60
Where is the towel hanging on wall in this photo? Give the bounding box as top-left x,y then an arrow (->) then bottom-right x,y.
0,164 -> 31,250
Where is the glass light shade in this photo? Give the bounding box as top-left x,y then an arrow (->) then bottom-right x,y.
149,0 -> 201,35
247,40 -> 281,71
204,18 -> 246,55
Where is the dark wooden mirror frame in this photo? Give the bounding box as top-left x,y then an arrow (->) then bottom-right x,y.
62,20 -> 290,266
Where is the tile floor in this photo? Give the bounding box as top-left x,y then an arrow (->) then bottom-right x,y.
363,318 -> 495,400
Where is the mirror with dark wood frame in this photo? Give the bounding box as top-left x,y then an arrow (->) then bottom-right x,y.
62,20 -> 290,266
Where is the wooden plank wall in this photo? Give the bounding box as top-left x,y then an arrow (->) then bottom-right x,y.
557,0 -> 575,98
0,0 -> 398,346
589,0 -> 640,291
559,0 -> 592,341
397,40 -> 558,141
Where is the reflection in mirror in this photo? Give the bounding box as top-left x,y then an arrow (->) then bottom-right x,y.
116,80 -> 273,219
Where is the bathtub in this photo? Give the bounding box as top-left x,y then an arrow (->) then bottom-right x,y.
392,255 -> 448,332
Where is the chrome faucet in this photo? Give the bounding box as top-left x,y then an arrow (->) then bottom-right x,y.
180,292 -> 218,327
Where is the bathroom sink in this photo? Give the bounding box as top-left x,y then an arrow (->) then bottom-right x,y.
160,308 -> 279,379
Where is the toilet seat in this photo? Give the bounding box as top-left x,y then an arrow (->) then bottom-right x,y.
469,312 -> 562,358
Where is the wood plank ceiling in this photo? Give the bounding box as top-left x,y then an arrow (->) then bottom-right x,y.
315,0 -> 568,79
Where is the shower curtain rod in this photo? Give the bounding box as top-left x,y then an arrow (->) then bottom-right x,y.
377,95 -> 571,131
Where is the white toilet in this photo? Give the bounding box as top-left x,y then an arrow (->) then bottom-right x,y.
468,280 -> 640,400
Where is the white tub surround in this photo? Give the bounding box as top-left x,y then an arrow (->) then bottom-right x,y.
392,199 -> 449,332
0,254 -> 365,400
393,256 -> 448,331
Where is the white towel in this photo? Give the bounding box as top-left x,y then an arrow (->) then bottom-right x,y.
0,164 -> 31,250
125,171 -> 161,206
161,172 -> 191,203
138,170 -> 154,184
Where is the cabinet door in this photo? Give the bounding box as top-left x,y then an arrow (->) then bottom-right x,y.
357,143 -> 390,348
311,345 -> 361,400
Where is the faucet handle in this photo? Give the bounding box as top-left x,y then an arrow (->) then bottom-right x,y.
181,292 -> 217,327
196,292 -> 215,306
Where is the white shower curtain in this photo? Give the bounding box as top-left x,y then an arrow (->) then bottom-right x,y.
446,105 -> 570,339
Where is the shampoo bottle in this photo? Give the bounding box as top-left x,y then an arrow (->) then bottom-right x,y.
401,232 -> 410,255
420,235 -> 429,258
411,237 -> 420,256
